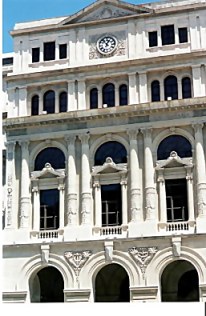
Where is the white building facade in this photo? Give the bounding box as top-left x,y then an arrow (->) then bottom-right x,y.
2,0 -> 206,303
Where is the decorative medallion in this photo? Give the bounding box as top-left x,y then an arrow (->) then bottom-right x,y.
97,35 -> 118,55
64,251 -> 92,282
128,247 -> 158,278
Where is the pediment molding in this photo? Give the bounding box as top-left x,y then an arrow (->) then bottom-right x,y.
31,163 -> 65,179
92,157 -> 127,175
60,0 -> 152,26
156,151 -> 193,169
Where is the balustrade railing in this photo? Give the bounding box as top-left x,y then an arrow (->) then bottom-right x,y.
38,230 -> 59,239
100,226 -> 122,236
166,221 -> 189,231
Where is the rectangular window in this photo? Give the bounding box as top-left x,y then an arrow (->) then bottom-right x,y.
43,41 -> 55,61
59,44 -> 67,59
165,179 -> 188,222
101,184 -> 122,227
161,25 -> 175,45
178,27 -> 188,43
149,31 -> 158,47
32,47 -> 40,63
40,189 -> 59,230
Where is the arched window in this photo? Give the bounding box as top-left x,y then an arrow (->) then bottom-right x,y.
164,75 -> 178,100
43,90 -> 55,114
31,95 -> 39,116
119,84 -> 128,106
94,141 -> 127,165
59,92 -> 67,112
182,77 -> 191,99
34,147 -> 65,170
157,135 -> 192,160
102,83 -> 115,107
90,88 -> 98,109
151,80 -> 160,102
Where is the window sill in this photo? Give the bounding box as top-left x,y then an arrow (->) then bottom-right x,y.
147,42 -> 190,52
29,58 -> 69,68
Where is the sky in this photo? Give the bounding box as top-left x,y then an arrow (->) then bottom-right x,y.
3,0 -> 157,54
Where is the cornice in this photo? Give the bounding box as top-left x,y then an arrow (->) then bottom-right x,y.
5,50 -> 206,82
3,96 -> 206,131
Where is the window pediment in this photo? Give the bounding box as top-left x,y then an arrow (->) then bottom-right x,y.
31,163 -> 65,179
92,157 -> 127,175
156,151 -> 193,169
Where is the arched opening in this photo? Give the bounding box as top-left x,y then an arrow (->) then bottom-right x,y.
161,260 -> 199,302
119,84 -> 128,106
59,91 -> 67,112
90,88 -> 98,109
102,83 -> 115,107
34,147 -> 65,171
94,141 -> 127,166
95,263 -> 130,302
164,75 -> 178,100
43,90 -> 55,114
151,80 -> 160,102
30,266 -> 64,302
31,95 -> 39,116
157,135 -> 192,160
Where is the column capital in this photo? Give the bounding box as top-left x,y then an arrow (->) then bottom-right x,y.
79,133 -> 90,144
5,141 -> 16,152
140,127 -> 153,138
127,128 -> 139,141
18,140 -> 29,149
192,123 -> 204,133
65,135 -> 76,146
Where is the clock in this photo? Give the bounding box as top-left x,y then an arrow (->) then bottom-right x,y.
97,35 -> 117,55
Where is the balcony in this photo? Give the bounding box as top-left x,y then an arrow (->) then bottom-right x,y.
30,229 -> 64,241
93,225 -> 128,238
158,221 -> 196,234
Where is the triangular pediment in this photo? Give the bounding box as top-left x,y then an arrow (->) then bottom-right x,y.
92,157 -> 127,175
156,151 -> 193,169
60,0 -> 152,25
31,163 -> 65,179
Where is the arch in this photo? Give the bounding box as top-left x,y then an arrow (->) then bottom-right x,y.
157,134 -> 192,160
102,83 -> 115,107
161,260 -> 199,302
95,263 -> 130,302
90,87 -> 98,109
43,90 -> 55,114
151,80 -> 160,102
94,141 -> 127,165
34,147 -> 65,170
59,91 -> 67,112
182,77 -> 192,99
30,141 -> 67,171
153,128 -> 194,160
31,95 -> 39,116
164,75 -> 178,100
119,84 -> 128,106
30,266 -> 64,302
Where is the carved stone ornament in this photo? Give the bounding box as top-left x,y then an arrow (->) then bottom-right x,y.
128,247 -> 158,278
92,157 -> 127,175
156,151 -> 193,169
64,251 -> 92,281
31,163 -> 65,179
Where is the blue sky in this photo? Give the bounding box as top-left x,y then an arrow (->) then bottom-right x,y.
3,0 -> 157,53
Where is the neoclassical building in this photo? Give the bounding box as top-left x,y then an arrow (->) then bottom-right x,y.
2,0 -> 206,303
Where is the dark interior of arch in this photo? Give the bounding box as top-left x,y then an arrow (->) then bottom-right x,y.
157,135 -> 192,160
94,141 -> 127,165
95,263 -> 130,302
34,147 -> 65,170
161,260 -> 199,302
31,266 -> 64,302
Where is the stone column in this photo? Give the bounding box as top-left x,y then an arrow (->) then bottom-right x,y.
18,87 -> 27,117
78,79 -> 86,110
115,85 -> 119,107
138,72 -> 148,103
127,129 -> 141,222
32,181 -> 40,231
157,169 -> 167,223
193,124 -> 206,217
178,78 -> 182,99
128,73 -> 137,104
67,80 -> 77,111
65,135 -> 77,226
121,178 -> 128,225
93,177 -> 101,227
142,128 -> 156,220
58,182 -> 65,229
5,141 -> 16,228
55,92 -> 59,113
19,141 -> 30,229
185,167 -> 195,222
79,134 -> 91,225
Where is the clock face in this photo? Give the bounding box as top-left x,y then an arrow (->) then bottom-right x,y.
97,36 -> 117,55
